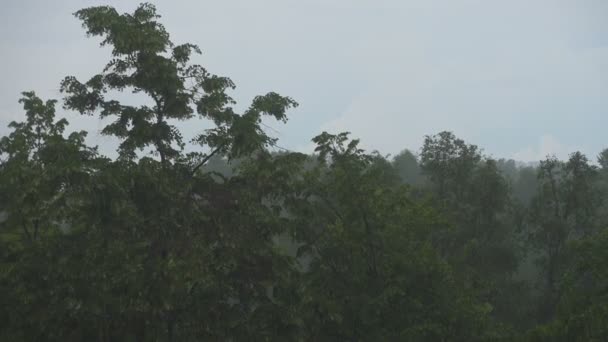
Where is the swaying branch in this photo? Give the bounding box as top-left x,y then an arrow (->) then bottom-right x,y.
190,144 -> 224,176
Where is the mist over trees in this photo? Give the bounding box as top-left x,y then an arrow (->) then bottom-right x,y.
1,3 -> 607,341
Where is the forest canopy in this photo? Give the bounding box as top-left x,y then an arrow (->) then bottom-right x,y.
1,3 -> 607,341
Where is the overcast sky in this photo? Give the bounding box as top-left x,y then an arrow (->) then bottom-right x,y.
1,0 -> 607,162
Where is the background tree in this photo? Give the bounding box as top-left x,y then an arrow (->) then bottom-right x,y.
527,152 -> 600,323
392,149 -> 424,186
418,131 -> 521,331
286,132 -> 492,341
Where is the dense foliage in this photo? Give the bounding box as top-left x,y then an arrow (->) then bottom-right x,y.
1,4 -> 607,341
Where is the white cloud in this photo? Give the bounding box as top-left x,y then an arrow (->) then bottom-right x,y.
512,135 -> 574,162
312,0 -> 608,158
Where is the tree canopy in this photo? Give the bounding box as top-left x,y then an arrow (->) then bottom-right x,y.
1,3 -> 607,341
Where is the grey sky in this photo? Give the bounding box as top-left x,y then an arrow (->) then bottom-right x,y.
1,0 -> 607,162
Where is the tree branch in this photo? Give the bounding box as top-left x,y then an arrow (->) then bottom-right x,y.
190,144 -> 224,176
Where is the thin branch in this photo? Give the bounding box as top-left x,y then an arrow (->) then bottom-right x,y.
269,142 -> 293,153
190,144 -> 224,176
260,122 -> 282,136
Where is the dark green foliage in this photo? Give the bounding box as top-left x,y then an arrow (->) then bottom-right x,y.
418,132 -> 521,329
392,149 -> 424,186
60,3 -> 296,164
525,153 -> 601,323
598,148 -> 608,171
513,166 -> 539,206
1,3 -> 607,341
288,132 -> 492,340
526,227 -> 608,341
419,131 -> 482,203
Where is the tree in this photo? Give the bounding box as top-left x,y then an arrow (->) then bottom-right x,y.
1,3 -> 300,341
512,165 -> 539,206
527,227 -> 608,341
0,91 -> 97,244
419,131 -> 482,204
3,2 -> 608,340
60,3 -> 297,166
419,131 -> 522,331
527,152 -> 600,323
0,92 -> 103,341
392,149 -> 424,186
285,132 -> 493,341
597,148 -> 608,171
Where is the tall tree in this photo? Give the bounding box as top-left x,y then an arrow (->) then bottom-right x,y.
528,152 -> 600,322
60,3 -> 297,167
0,91 -> 97,243
419,131 -> 521,331
419,131 -> 482,204
1,3 -> 300,341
